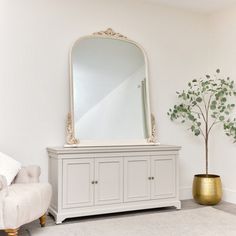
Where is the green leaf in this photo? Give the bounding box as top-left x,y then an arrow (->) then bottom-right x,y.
221,97 -> 227,102
197,122 -> 201,127
210,105 -> 216,110
188,115 -> 195,121
194,129 -> 200,136
206,75 -> 210,79
196,97 -> 202,103
216,69 -> 220,73
219,116 -> 225,121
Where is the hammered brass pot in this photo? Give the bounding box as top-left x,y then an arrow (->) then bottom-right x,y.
192,174 -> 222,205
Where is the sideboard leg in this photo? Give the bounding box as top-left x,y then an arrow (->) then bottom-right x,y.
55,216 -> 65,224
175,201 -> 181,210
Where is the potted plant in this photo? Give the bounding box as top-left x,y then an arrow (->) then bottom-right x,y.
168,69 -> 236,205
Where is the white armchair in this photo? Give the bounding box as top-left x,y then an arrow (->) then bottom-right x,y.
0,166 -> 52,236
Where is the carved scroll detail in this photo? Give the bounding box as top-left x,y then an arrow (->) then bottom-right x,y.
147,114 -> 157,143
66,113 -> 79,145
93,28 -> 127,39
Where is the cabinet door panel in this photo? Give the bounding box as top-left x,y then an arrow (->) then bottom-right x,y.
151,156 -> 175,199
63,159 -> 94,208
95,158 -> 123,205
124,157 -> 151,202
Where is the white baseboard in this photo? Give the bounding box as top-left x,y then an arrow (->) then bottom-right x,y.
223,188 -> 236,204
179,187 -> 236,204
180,187 -> 192,200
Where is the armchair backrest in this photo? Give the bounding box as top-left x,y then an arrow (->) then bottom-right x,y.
14,166 -> 41,184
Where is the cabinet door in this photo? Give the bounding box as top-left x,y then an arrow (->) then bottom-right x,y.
94,157 -> 123,205
151,156 -> 176,199
124,157 -> 151,202
62,159 -> 94,208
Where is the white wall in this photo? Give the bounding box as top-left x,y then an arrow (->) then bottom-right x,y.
1,0 -> 210,199
208,6 -> 236,203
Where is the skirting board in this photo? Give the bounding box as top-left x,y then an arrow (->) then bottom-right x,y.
180,187 -> 236,204
223,188 -> 236,204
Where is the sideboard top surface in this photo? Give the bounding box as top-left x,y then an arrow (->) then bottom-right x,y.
47,144 -> 181,156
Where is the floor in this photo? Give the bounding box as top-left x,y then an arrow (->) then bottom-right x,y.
1,199 -> 236,236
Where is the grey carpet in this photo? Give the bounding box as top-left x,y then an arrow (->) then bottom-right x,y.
29,207 -> 236,236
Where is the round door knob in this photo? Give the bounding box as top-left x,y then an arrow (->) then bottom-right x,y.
152,177 -> 154,180
148,177 -> 152,180
94,181 -> 98,184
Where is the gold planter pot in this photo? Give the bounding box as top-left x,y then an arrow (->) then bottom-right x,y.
192,174 -> 222,205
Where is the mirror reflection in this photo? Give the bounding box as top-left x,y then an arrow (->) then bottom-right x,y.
71,37 -> 150,141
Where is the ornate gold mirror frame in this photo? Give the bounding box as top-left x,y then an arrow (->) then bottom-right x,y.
65,28 -> 157,147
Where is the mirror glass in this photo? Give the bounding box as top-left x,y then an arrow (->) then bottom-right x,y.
71,35 -> 151,143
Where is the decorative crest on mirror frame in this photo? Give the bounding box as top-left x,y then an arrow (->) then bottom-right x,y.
65,113 -> 80,146
147,114 -> 157,143
93,28 -> 127,39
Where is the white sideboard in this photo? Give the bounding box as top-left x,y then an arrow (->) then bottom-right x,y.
47,144 -> 181,224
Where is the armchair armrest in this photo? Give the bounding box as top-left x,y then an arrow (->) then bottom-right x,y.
14,166 -> 41,184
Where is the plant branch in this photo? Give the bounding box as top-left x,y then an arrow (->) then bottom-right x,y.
201,94 -> 208,113
207,93 -> 214,112
199,126 -> 206,139
195,104 -> 206,122
208,120 -> 221,135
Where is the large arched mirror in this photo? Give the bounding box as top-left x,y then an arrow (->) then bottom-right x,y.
66,29 -> 156,146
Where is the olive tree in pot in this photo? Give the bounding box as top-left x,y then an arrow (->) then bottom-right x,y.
168,69 -> 236,205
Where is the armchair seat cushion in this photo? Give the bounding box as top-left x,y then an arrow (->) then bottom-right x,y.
2,183 -> 51,229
